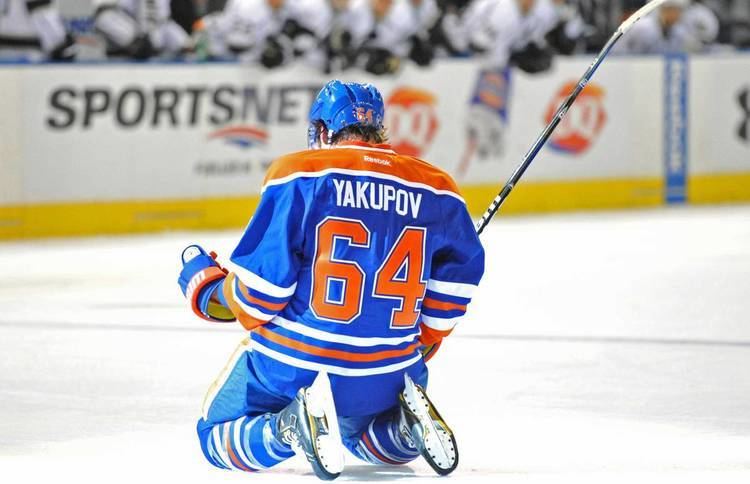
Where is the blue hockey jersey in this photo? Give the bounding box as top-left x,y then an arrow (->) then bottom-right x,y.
217,141 -> 485,416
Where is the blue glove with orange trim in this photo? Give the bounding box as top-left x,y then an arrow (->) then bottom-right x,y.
178,245 -> 235,323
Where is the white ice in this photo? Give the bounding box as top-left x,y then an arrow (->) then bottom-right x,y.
1,205 -> 750,484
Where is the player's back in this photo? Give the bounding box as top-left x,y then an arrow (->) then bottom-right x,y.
225,142 -> 484,415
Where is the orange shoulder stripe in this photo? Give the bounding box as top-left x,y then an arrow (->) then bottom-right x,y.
255,326 -> 420,363
262,146 -> 461,197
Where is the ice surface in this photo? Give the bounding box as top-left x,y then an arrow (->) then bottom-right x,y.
1,205 -> 750,483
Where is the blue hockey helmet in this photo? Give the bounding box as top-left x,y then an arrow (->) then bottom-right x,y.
308,80 -> 385,148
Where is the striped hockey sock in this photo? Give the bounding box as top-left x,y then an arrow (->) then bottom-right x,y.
355,411 -> 421,465
200,414 -> 295,472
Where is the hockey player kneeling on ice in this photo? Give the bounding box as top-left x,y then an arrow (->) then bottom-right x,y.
177,80 -> 484,480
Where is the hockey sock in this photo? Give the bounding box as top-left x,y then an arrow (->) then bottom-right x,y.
354,410 -> 421,465
199,414 -> 295,472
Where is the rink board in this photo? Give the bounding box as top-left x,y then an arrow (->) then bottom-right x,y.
687,56 -> 750,204
0,178 -> 663,238
0,55 -> 747,238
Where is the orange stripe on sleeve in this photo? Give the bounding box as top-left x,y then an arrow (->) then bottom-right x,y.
236,280 -> 288,312
222,273 -> 268,331
255,326 -> 420,363
421,297 -> 467,312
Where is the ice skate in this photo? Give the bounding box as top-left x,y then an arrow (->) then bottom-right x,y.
275,372 -> 345,481
398,374 -> 459,476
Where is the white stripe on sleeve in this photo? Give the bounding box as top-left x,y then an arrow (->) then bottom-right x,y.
420,314 -> 460,331
233,278 -> 275,322
426,279 -> 478,299
226,261 -> 297,299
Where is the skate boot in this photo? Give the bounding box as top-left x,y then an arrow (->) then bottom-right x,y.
398,374 -> 459,476
275,372 -> 345,481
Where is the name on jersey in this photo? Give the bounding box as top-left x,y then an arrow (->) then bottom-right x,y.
332,178 -> 422,218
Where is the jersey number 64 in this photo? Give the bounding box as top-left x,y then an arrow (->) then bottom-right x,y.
310,216 -> 427,329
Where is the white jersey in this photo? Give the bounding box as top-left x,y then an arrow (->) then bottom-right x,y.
94,0 -> 190,56
614,6 -> 716,55
201,0 -> 274,60
203,0 -> 331,64
683,3 -> 719,45
411,0 -> 440,33
0,0 -> 70,60
462,0 -> 560,68
344,0 -> 417,57
435,8 -> 471,55
283,0 -> 333,67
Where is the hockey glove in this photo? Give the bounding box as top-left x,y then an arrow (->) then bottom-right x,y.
260,37 -> 286,68
49,34 -> 78,62
509,42 -> 553,74
129,34 -> 158,60
363,47 -> 401,75
178,245 -> 235,323
281,19 -> 315,40
418,323 -> 452,363
545,20 -> 578,55
408,35 -> 434,66
420,340 -> 442,363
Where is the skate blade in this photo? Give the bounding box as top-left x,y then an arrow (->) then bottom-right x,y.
305,372 -> 345,477
402,374 -> 458,475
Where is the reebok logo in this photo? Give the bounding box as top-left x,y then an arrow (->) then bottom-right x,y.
364,155 -> 391,166
739,88 -> 750,144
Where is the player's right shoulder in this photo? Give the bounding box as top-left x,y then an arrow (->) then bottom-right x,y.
394,153 -> 463,201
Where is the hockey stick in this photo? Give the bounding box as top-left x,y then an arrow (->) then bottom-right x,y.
475,0 -> 669,235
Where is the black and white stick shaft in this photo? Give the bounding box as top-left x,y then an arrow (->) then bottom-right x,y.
474,0 -> 668,235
